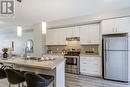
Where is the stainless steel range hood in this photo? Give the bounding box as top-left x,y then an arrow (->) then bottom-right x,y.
66,37 -> 80,41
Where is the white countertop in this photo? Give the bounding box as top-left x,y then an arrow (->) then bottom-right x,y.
43,53 -> 64,56
80,54 -> 101,57
0,57 -> 65,70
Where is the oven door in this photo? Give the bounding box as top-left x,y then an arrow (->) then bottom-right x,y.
65,56 -> 80,74
66,57 -> 77,65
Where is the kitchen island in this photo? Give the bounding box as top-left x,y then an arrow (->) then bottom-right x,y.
0,57 -> 65,87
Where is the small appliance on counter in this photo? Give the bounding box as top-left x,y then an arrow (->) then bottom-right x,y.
64,50 -> 80,74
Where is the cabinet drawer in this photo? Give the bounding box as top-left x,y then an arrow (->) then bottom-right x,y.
80,69 -> 101,75
80,56 -> 102,76
80,65 -> 101,72
80,61 -> 101,66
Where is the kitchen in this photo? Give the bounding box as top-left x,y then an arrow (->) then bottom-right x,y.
0,0 -> 130,87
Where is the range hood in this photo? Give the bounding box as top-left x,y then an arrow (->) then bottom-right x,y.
66,37 -> 80,41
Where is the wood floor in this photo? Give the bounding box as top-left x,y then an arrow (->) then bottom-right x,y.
66,73 -> 130,87
0,73 -> 130,87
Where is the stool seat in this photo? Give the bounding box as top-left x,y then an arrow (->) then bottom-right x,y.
38,74 -> 54,86
5,69 -> 25,85
25,73 -> 54,87
0,69 -> 6,79
0,63 -> 6,79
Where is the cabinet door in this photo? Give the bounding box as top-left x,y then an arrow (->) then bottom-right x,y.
65,27 -> 73,37
54,29 -> 66,45
116,17 -> 129,33
80,24 -> 100,45
80,56 -> 102,76
101,19 -> 116,34
80,25 -> 89,44
46,30 -> 55,45
65,27 -> 80,37
72,27 -> 80,37
88,24 -> 100,44
46,29 -> 66,45
101,17 -> 130,34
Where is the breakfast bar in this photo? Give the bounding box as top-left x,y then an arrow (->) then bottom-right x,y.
0,57 -> 65,87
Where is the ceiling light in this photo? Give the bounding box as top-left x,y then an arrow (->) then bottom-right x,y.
17,26 -> 22,37
42,21 -> 47,34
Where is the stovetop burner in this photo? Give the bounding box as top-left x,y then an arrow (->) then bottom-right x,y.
64,51 -> 80,56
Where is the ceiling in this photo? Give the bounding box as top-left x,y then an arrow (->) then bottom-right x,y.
0,0 -> 130,33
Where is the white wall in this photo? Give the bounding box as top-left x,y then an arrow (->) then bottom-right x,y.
33,23 -> 46,57
0,23 -> 46,57
0,32 -> 34,56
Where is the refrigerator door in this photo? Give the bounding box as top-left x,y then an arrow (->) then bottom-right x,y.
104,51 -> 128,81
104,37 -> 128,51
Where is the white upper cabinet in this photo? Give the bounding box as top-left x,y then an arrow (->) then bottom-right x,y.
46,29 -> 66,45
65,26 -> 80,37
80,24 -> 100,45
46,30 -> 55,45
116,17 -> 130,33
46,24 -> 100,45
56,29 -> 66,45
101,17 -> 130,35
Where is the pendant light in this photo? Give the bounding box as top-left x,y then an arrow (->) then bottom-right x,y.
42,21 -> 47,34
17,26 -> 22,37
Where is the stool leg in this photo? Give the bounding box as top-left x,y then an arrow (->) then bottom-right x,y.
53,81 -> 55,87
22,82 -> 24,87
9,84 -> 11,87
18,84 -> 20,87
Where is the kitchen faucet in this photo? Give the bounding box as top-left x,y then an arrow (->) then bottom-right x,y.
24,47 -> 28,59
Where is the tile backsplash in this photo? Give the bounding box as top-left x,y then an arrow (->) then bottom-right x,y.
66,41 -> 80,49
47,45 -> 66,53
80,45 -> 99,55
47,41 -> 99,55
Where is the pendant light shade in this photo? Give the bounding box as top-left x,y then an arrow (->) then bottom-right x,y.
42,21 -> 47,34
17,26 -> 22,37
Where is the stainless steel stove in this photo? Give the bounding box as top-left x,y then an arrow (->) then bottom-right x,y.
64,51 -> 80,74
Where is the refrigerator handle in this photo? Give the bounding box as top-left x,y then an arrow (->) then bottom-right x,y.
103,39 -> 106,51
105,52 -> 107,62
103,38 -> 108,62
103,38 -> 107,62
125,37 -> 128,50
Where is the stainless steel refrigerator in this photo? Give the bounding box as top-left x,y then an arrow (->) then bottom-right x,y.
103,36 -> 128,82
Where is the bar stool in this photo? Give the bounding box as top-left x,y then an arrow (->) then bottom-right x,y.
5,69 -> 25,87
25,72 -> 54,87
0,63 -> 6,79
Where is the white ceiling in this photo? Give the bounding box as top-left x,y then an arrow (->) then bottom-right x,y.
0,0 -> 130,33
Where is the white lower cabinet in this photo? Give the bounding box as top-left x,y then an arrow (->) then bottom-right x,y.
80,56 -> 102,77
